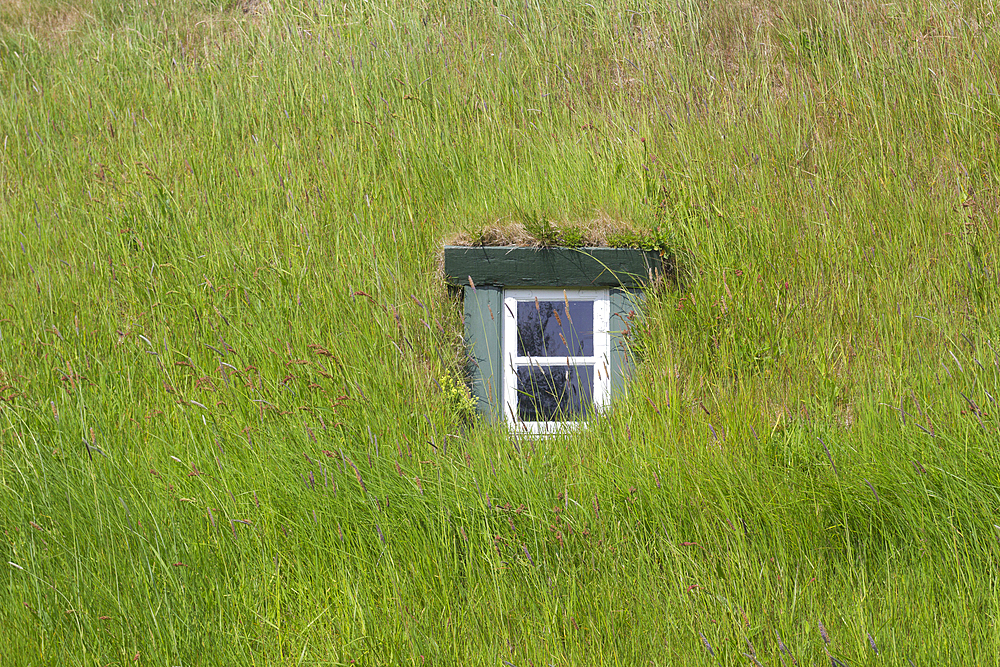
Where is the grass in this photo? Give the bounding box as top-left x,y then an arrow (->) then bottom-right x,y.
1,0 -> 999,664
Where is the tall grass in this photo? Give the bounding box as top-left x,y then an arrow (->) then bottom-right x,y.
1,0 -> 999,663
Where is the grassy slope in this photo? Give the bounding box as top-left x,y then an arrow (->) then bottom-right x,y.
1,0 -> 999,664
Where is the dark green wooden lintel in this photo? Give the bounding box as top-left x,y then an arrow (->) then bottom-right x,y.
443,246 -> 664,288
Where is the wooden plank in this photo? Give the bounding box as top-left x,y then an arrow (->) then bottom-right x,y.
609,288 -> 643,400
444,246 -> 664,288
463,286 -> 503,422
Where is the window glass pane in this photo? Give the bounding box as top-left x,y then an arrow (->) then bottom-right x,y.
516,300 -> 594,357
516,364 -> 594,422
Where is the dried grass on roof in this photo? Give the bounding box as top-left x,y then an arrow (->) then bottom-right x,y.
445,214 -> 649,248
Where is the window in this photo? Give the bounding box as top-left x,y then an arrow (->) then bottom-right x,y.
503,289 -> 610,433
443,245 -> 664,431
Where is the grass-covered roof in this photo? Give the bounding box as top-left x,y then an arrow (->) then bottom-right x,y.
0,0 -> 997,663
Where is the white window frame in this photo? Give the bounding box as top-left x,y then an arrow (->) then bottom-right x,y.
502,288 -> 611,434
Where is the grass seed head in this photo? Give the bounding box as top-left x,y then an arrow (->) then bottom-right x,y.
819,620 -> 830,645
699,632 -> 714,656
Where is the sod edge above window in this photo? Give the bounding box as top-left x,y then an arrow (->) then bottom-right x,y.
442,246 -> 664,288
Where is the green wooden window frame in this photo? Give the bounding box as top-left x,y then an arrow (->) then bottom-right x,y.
444,246 -> 661,427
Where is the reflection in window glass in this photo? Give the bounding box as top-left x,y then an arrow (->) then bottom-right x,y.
516,300 -> 594,357
516,364 -> 594,421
